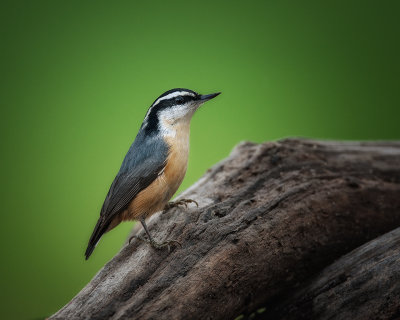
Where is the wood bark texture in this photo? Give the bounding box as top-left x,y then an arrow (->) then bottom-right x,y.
262,227 -> 400,320
50,139 -> 400,320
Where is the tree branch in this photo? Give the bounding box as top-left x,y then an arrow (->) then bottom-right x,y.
50,139 -> 400,320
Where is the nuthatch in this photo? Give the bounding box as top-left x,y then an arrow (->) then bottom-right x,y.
85,88 -> 221,259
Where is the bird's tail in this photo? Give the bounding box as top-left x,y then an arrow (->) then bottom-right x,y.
85,217 -> 111,260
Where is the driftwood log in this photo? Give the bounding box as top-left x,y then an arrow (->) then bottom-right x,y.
263,227 -> 400,319
50,139 -> 400,320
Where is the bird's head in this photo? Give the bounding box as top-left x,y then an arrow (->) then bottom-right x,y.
141,88 -> 220,135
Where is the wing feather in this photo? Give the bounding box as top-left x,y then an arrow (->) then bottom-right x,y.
85,134 -> 169,259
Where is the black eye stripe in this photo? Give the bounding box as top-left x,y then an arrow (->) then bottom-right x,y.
144,95 -> 197,134
156,95 -> 194,107
143,88 -> 200,135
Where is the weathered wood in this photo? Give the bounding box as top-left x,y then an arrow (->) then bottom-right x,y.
50,139 -> 400,320
261,227 -> 400,320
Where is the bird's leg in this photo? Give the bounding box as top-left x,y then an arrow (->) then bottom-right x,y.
164,198 -> 198,211
129,217 -> 181,251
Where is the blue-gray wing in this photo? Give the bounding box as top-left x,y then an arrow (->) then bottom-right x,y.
100,157 -> 165,218
101,133 -> 169,218
85,134 -> 169,259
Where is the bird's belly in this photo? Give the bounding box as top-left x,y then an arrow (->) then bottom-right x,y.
124,175 -> 172,220
124,132 -> 189,220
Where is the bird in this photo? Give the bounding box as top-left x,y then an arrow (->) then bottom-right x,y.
85,88 -> 221,259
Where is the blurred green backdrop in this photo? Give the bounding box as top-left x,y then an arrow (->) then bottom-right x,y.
0,0 -> 399,319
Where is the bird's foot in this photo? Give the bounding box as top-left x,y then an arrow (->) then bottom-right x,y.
129,234 -> 144,245
129,235 -> 181,252
150,239 -> 182,251
164,198 -> 198,211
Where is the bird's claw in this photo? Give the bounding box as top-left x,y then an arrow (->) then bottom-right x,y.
150,239 -> 182,252
129,235 -> 181,252
129,234 -> 145,245
165,199 -> 198,211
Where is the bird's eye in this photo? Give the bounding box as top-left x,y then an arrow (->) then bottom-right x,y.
175,96 -> 184,104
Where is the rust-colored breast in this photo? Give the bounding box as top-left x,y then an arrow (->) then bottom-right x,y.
121,121 -> 190,222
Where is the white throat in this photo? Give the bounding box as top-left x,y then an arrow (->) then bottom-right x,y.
157,105 -> 195,138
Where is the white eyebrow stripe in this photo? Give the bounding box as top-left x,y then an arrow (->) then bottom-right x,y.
152,91 -> 195,107
142,90 -> 196,127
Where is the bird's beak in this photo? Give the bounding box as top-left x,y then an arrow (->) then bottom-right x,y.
198,92 -> 221,101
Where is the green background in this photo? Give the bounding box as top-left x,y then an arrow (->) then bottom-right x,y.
1,1 -> 399,319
